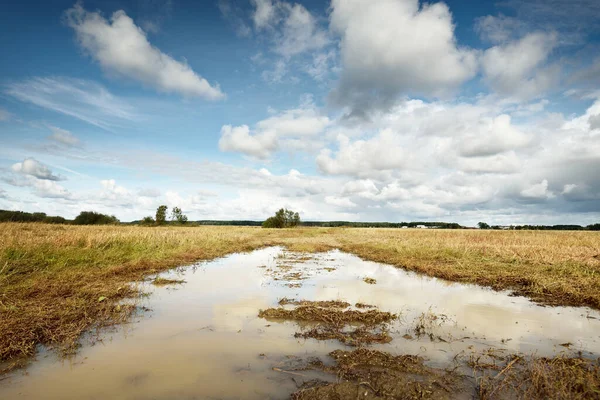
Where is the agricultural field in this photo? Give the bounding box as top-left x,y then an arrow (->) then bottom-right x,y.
1,223 -> 599,398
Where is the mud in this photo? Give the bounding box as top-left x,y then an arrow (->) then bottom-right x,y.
292,348 -> 467,400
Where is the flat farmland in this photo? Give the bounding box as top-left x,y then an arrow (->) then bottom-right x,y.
1,224 -> 599,398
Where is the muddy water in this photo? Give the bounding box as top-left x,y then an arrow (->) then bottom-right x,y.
1,247 -> 600,399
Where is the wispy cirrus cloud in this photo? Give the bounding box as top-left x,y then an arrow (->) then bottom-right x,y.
48,126 -> 81,148
0,107 -> 11,121
4,76 -> 136,130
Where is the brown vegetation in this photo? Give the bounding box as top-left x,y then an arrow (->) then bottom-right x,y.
294,325 -> 392,347
2,223 -> 600,373
258,306 -> 396,326
470,351 -> 600,399
152,277 -> 185,286
261,300 -> 396,347
278,298 -> 351,308
291,348 -> 600,400
291,348 -> 464,399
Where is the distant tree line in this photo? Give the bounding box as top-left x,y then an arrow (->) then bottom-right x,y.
478,222 -> 600,231
0,209 -> 118,225
2,208 -> 599,231
300,221 -> 463,229
192,220 -> 263,226
0,210 -> 67,224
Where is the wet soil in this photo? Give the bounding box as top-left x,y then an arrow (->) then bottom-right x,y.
292,348 -> 468,400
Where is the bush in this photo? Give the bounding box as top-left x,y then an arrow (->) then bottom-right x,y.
262,208 -> 300,228
141,216 -> 155,225
73,211 -> 119,225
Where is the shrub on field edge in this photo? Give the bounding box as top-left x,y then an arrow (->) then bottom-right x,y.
262,208 -> 300,228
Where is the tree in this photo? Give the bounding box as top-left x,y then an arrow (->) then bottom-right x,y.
73,211 -> 119,225
155,205 -> 168,225
588,223 -> 600,231
141,216 -> 155,225
262,208 -> 301,228
478,222 -> 490,229
170,207 -> 188,224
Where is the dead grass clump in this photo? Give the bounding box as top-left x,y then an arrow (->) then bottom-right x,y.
278,298 -> 351,308
413,309 -> 452,341
363,277 -> 377,284
260,301 -> 397,346
295,326 -> 392,347
291,348 -> 464,400
258,306 -> 396,326
152,277 -> 185,286
355,302 -> 376,309
282,272 -> 306,280
476,355 -> 600,399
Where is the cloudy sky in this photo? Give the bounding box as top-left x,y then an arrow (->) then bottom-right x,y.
1,0 -> 600,225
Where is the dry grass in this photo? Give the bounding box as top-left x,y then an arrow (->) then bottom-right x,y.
258,306 -> 397,326
278,298 -> 351,308
333,228 -> 600,309
294,325 -> 393,347
0,224 -> 270,367
292,348 -> 462,399
261,300 -> 396,347
292,348 -> 600,399
1,223 -> 600,371
152,277 -> 185,286
473,353 -> 600,399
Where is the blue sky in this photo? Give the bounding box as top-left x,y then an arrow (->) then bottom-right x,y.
1,0 -> 600,225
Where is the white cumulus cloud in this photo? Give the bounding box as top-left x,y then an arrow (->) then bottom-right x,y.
317,130 -> 408,177
329,0 -> 478,113
11,158 -> 63,181
65,3 -> 224,100
520,179 -> 555,199
219,125 -> 277,159
482,32 -> 558,100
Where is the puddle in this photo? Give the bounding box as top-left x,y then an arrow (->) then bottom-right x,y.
1,247 -> 599,399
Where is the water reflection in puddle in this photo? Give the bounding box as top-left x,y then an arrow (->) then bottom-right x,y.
1,247 -> 599,399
